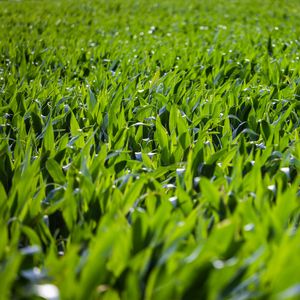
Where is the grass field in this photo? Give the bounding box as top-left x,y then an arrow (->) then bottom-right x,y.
1,0 -> 300,299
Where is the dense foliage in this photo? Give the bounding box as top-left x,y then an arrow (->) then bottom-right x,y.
1,0 -> 300,299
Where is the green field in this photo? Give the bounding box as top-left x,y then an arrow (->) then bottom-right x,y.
1,0 -> 300,299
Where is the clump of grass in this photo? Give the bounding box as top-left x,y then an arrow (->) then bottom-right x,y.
0,0 -> 300,299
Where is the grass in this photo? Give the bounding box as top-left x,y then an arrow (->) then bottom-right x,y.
0,0 -> 300,299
